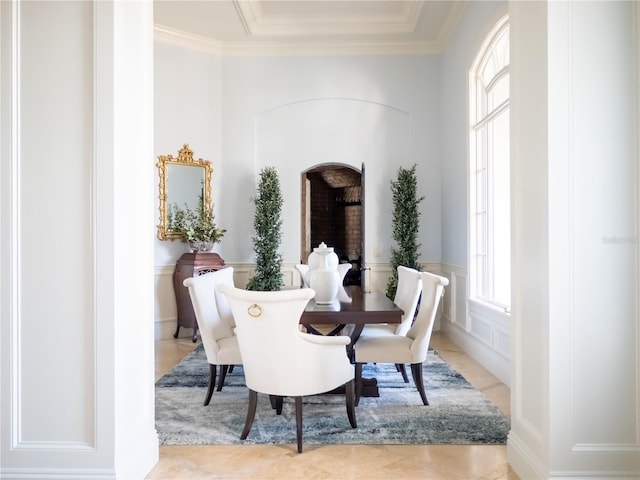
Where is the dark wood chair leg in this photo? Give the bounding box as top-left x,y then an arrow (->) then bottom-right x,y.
411,362 -> 429,405
240,389 -> 258,440
345,379 -> 357,428
269,395 -> 277,409
397,363 -> 409,383
355,363 -> 363,406
275,396 -> 284,415
295,396 -> 303,453
229,365 -> 235,374
217,365 -> 229,391
347,324 -> 364,362
203,364 -> 217,406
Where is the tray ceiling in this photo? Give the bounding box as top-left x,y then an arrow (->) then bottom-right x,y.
154,0 -> 466,54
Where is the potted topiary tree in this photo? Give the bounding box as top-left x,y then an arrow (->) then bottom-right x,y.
385,164 -> 424,299
247,166 -> 284,291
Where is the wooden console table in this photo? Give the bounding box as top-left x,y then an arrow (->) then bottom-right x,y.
172,252 -> 226,342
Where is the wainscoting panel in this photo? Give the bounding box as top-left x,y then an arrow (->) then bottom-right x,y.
454,273 -> 468,330
470,312 -> 492,345
494,323 -> 511,359
441,274 -> 452,325
440,265 -> 467,327
440,264 -> 510,386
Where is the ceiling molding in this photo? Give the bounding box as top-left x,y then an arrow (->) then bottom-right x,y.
402,0 -> 428,32
434,1 -> 467,48
154,24 -> 443,56
154,25 -> 222,55
234,0 -> 427,37
154,1 -> 466,57
232,0 -> 253,36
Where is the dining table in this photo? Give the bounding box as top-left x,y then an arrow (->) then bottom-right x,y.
300,285 -> 403,397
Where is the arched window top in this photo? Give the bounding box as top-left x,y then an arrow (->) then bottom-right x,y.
478,22 -> 509,84
470,15 -> 510,124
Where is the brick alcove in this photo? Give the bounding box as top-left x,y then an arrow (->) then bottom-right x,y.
301,164 -> 362,286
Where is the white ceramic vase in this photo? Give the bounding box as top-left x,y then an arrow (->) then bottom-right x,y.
306,242 -> 340,304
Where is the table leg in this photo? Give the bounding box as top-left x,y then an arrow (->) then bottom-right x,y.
304,322 -> 380,398
348,324 -> 381,397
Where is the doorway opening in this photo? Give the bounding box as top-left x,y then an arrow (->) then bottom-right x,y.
301,164 -> 363,286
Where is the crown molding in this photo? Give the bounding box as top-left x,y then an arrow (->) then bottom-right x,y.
435,1 -> 467,48
154,23 -> 442,57
234,0 -> 428,37
154,1 -> 466,57
153,0 -> 466,58
154,25 -> 222,55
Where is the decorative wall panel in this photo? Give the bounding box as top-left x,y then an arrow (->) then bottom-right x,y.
9,0 -> 96,449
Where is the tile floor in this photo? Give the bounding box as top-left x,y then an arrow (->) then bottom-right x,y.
147,332 -> 519,480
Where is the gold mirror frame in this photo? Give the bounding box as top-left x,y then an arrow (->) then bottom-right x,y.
157,144 -> 213,240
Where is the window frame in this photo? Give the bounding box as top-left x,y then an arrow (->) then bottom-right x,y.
468,15 -> 511,314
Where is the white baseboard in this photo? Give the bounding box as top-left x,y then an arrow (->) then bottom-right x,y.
0,468 -> 116,479
507,431 -> 547,480
441,321 -> 511,387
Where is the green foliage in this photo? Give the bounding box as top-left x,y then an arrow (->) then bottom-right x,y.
247,167 -> 284,291
385,164 -> 424,299
168,191 -> 225,244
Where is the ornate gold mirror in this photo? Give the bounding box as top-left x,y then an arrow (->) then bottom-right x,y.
157,144 -> 212,240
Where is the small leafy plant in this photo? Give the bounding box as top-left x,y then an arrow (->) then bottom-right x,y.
168,191 -> 225,247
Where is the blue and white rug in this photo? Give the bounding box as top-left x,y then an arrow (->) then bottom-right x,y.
155,345 -> 510,445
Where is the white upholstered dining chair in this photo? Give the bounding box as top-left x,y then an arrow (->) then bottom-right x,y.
364,265 -> 422,336
354,271 -> 449,406
359,265 -> 422,382
217,284 -> 357,453
183,267 -> 242,406
337,263 -> 351,285
294,264 -> 309,287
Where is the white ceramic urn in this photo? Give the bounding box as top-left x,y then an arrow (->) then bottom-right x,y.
305,242 -> 340,304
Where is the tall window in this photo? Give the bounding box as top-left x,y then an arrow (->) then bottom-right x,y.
469,16 -> 510,312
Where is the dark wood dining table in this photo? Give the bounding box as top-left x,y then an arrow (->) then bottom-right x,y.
300,285 -> 403,397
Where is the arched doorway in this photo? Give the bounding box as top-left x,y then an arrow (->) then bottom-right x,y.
300,163 -> 363,286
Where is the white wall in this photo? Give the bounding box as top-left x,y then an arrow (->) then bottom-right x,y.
1,1 -> 157,478
153,40 -> 223,338
438,1 -> 511,386
255,98 -> 410,264
509,1 -> 639,478
153,41 -> 222,267
153,47 -> 442,270
440,0 -> 506,268
153,44 -> 445,338
218,54 -> 442,266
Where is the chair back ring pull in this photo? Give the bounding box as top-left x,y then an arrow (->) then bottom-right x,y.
248,304 -> 262,318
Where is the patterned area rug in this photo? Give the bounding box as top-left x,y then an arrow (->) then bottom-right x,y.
156,345 -> 510,445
